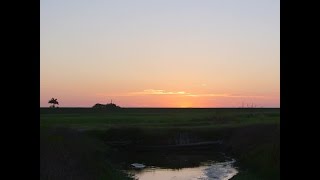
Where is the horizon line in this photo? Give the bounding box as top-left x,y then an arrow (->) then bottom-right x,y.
40,106 -> 280,108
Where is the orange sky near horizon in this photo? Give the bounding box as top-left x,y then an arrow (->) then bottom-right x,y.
40,0 -> 279,108
40,87 -> 279,107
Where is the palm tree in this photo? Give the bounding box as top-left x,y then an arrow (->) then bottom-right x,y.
48,98 -> 59,108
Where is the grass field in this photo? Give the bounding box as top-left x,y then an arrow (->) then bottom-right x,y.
40,108 -> 279,129
40,108 -> 280,180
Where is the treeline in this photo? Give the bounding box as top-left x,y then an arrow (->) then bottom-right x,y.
92,103 -> 121,109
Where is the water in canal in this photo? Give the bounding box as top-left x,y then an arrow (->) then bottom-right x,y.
111,146 -> 239,180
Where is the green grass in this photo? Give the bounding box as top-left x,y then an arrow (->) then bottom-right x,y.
40,108 -> 279,130
40,108 -> 280,180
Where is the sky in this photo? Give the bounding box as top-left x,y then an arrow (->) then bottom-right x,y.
40,0 -> 280,108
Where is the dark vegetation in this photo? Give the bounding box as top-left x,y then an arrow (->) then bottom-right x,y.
92,102 -> 121,110
40,108 -> 279,180
40,128 -> 131,180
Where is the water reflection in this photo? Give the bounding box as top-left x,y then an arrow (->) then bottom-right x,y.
127,159 -> 238,180
109,145 -> 238,179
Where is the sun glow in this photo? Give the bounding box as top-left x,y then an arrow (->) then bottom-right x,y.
179,105 -> 191,108
177,100 -> 193,108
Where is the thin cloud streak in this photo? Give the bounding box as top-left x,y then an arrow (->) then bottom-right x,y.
186,94 -> 267,98
130,89 -> 191,95
96,89 -> 271,99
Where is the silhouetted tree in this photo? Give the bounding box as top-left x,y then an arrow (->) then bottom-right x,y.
48,98 -> 59,108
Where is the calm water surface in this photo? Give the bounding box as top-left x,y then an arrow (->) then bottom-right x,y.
128,159 -> 238,180
114,147 -> 239,180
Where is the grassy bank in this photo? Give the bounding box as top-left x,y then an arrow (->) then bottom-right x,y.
40,108 -> 279,179
40,128 -> 131,180
224,124 -> 280,180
